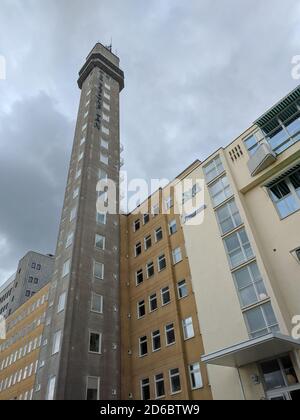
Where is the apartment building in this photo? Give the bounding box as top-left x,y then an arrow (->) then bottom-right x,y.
0,252 -> 54,318
120,164 -> 212,401
181,85 -> 300,400
0,284 -> 50,400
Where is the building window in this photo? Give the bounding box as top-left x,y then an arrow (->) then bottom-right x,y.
141,378 -> 150,400
104,92 -> 110,101
86,377 -> 100,401
62,260 -> 71,278
165,196 -> 173,210
94,261 -> 104,280
100,152 -> 108,165
52,330 -> 62,355
268,169 -> 300,219
152,204 -> 160,216
144,235 -> 152,250
209,175 -> 233,207
169,369 -> 181,394
101,126 -> 110,135
146,261 -> 155,278
46,377 -> 56,400
136,269 -> 144,286
65,232 -> 74,248
135,242 -> 142,257
99,168 -> 108,181
233,262 -> 268,308
182,317 -> 195,340
57,292 -> 67,313
244,302 -> 279,339
75,168 -> 82,179
95,234 -> 105,250
161,287 -> 171,306
152,330 -> 161,352
224,228 -> 254,269
203,155 -> 225,183
158,255 -> 166,272
172,247 -> 183,265
70,207 -> 77,222
169,219 -> 177,235
177,280 -> 188,299
165,323 -> 176,346
103,102 -> 110,112
73,187 -> 80,199
31,262 -> 36,269
96,211 -> 107,225
155,227 -> 163,242
260,356 -> 299,392
244,134 -> 260,156
37,264 -> 41,270
101,138 -> 109,150
28,276 -> 33,283
155,373 -> 165,398
89,331 -> 102,354
143,214 -> 150,225
137,300 -> 146,319
91,293 -> 103,314
134,219 -> 140,232
139,336 -> 148,357
189,363 -> 203,390
216,199 -> 243,235
149,293 -> 158,312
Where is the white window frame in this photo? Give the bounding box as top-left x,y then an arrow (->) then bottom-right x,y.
86,376 -> 100,401
151,330 -> 161,353
177,280 -> 188,299
169,368 -> 182,395
94,261 -> 104,280
189,362 -> 203,390
88,331 -> 102,354
161,286 -> 171,306
182,317 -> 195,340
165,323 -> 176,346
91,293 -> 103,314
139,336 -> 148,357
52,330 -> 62,356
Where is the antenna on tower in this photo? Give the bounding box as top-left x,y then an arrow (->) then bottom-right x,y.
105,37 -> 113,53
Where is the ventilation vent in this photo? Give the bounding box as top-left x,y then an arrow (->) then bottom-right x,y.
229,145 -> 244,162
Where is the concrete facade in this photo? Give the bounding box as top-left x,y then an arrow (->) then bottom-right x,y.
0,252 -> 54,318
34,43 -> 124,400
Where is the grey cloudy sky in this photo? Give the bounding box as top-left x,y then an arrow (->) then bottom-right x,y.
0,0 -> 299,286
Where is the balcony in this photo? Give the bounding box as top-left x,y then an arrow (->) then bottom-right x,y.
247,141 -> 277,177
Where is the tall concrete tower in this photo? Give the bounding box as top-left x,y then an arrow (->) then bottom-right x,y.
35,43 -> 124,400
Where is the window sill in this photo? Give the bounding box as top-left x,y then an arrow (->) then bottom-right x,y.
278,207 -> 300,221
170,390 -> 182,396
184,336 -> 195,342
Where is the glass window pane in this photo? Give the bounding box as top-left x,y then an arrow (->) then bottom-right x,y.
261,360 -> 285,391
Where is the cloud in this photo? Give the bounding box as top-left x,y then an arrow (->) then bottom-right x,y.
0,0 -> 300,285
0,93 -> 73,284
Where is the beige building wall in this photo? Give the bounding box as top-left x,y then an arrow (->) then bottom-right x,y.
0,284 -> 50,400
182,124 -> 300,400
